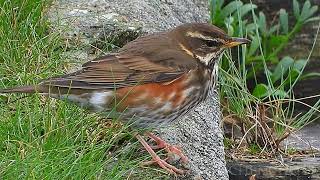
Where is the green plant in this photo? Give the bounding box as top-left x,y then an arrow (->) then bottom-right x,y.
0,0 -> 169,178
211,0 -> 319,98
210,0 -> 320,154
248,143 -> 261,155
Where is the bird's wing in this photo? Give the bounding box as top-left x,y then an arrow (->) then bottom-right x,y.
40,51 -> 197,90
40,32 -> 198,91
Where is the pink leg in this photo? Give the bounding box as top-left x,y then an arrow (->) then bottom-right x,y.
135,134 -> 185,174
146,132 -> 188,163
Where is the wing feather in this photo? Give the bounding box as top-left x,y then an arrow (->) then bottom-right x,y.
39,33 -> 198,91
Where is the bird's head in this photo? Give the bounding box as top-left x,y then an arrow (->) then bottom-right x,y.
171,23 -> 250,67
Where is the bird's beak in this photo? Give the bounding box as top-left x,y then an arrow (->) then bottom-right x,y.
224,37 -> 251,48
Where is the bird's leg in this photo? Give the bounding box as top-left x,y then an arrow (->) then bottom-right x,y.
145,132 -> 188,163
135,134 -> 184,175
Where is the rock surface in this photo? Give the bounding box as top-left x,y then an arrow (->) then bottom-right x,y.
47,0 -> 209,61
227,155 -> 320,180
283,122 -> 320,151
159,90 -> 227,179
47,0 -> 228,179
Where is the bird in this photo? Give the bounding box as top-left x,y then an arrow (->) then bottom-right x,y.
0,23 -> 250,175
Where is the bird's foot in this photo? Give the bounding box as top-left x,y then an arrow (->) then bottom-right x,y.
146,132 -> 188,163
135,134 -> 185,175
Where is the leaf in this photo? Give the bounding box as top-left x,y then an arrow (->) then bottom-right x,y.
268,24 -> 280,36
293,59 -> 307,71
247,35 -> 260,57
227,25 -> 234,36
246,23 -> 257,33
239,4 -> 257,18
300,0 -> 311,21
279,9 -> 288,34
303,6 -> 319,22
269,55 -> 279,64
272,56 -> 294,83
253,84 -> 288,99
258,12 -> 267,35
242,19 -> 248,28
306,16 -> 320,23
217,0 -> 225,9
283,59 -> 308,86
221,1 -> 243,19
224,17 -> 234,35
252,84 -> 269,98
300,72 -> 320,80
293,0 -> 300,20
224,16 -> 234,25
284,69 -> 300,86
272,89 -> 289,98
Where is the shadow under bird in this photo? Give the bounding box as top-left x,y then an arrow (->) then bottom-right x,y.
0,23 -> 250,174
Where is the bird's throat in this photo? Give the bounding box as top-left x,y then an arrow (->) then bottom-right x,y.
195,50 -> 223,68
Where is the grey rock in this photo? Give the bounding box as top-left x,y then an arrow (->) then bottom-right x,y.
47,0 -> 228,179
282,123 -> 320,151
159,90 -> 228,180
47,0 -> 209,56
227,155 -> 320,180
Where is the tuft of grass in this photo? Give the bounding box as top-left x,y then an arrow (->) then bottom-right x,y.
210,0 -> 320,156
0,0 -> 170,179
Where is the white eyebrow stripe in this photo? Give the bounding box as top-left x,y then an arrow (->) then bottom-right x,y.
186,31 -> 214,41
186,31 -> 226,43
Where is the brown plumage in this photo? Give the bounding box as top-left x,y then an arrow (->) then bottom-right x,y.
0,23 -> 250,174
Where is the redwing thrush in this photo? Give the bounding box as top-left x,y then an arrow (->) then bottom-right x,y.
0,23 -> 250,174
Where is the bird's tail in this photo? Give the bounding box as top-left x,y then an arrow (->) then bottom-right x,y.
0,85 -> 38,94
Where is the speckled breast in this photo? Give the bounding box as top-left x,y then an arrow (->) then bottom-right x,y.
112,66 -> 216,128
51,65 -> 217,129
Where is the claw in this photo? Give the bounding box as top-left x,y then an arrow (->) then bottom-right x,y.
135,134 -> 185,175
146,132 -> 188,163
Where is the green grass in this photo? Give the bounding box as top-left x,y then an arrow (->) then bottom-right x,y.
0,0 -> 170,179
213,0 -> 320,155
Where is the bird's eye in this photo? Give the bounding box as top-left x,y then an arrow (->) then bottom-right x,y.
204,39 -> 222,47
